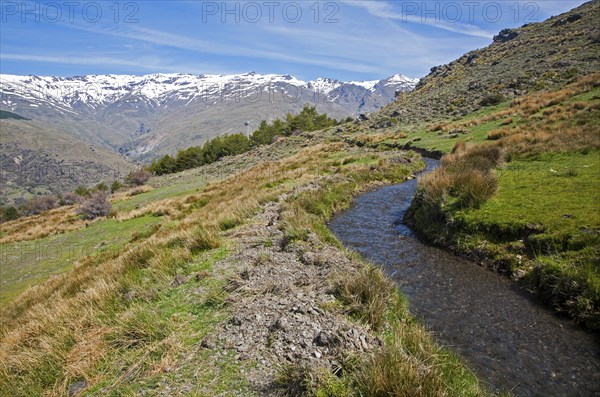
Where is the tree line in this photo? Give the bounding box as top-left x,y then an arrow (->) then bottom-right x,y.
149,105 -> 343,176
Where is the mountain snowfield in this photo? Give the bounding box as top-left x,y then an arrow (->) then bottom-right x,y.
0,72 -> 418,111
0,71 -> 418,162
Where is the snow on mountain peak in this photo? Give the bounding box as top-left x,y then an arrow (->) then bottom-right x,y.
306,77 -> 343,94
348,80 -> 379,90
386,74 -> 420,85
0,72 -> 418,111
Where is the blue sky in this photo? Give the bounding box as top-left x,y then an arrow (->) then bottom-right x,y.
0,0 -> 587,81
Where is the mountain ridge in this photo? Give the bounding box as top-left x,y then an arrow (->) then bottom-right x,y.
0,71 -> 418,160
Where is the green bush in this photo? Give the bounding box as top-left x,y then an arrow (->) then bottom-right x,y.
0,205 -> 19,222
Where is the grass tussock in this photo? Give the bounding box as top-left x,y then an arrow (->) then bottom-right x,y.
335,266 -> 397,331
353,324 -> 446,397
422,143 -> 501,208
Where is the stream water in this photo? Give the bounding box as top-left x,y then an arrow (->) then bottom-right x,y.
329,159 -> 600,396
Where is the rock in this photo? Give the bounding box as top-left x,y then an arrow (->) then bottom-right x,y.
493,28 -> 520,43
314,331 -> 339,347
201,336 -> 216,349
68,380 -> 88,396
466,53 -> 480,65
270,317 -> 288,332
170,274 -> 186,287
195,270 -> 210,281
553,13 -> 582,26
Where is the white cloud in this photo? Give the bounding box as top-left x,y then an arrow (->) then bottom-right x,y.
0,53 -> 225,75
342,0 -> 496,38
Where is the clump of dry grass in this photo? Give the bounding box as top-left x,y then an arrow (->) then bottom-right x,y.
336,266 -> 396,331
428,122 -> 449,132
354,323 -> 446,397
487,128 -> 510,140
422,142 -> 501,208
110,185 -> 153,202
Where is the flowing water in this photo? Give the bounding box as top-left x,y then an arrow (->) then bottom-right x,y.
329,159 -> 600,396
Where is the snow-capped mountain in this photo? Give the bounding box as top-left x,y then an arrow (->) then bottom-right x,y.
0,72 -> 418,160
0,72 -> 417,110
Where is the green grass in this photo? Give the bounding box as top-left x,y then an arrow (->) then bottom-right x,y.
457,151 -> 600,242
0,215 -> 162,303
113,175 -> 207,212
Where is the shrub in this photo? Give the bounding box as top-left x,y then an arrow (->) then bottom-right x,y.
110,180 -> 123,193
74,186 -> 90,197
61,192 -> 81,205
25,195 -> 57,215
0,205 -> 19,222
126,167 -> 151,186
77,191 -> 112,219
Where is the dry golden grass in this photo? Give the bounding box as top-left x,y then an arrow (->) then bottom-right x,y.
110,185 -> 153,202
510,73 -> 600,117
498,124 -> 600,158
422,142 -> 501,208
0,206 -> 90,244
434,73 -> 600,134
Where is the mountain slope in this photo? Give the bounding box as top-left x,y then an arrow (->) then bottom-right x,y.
381,0 -> 600,124
0,119 -> 133,205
